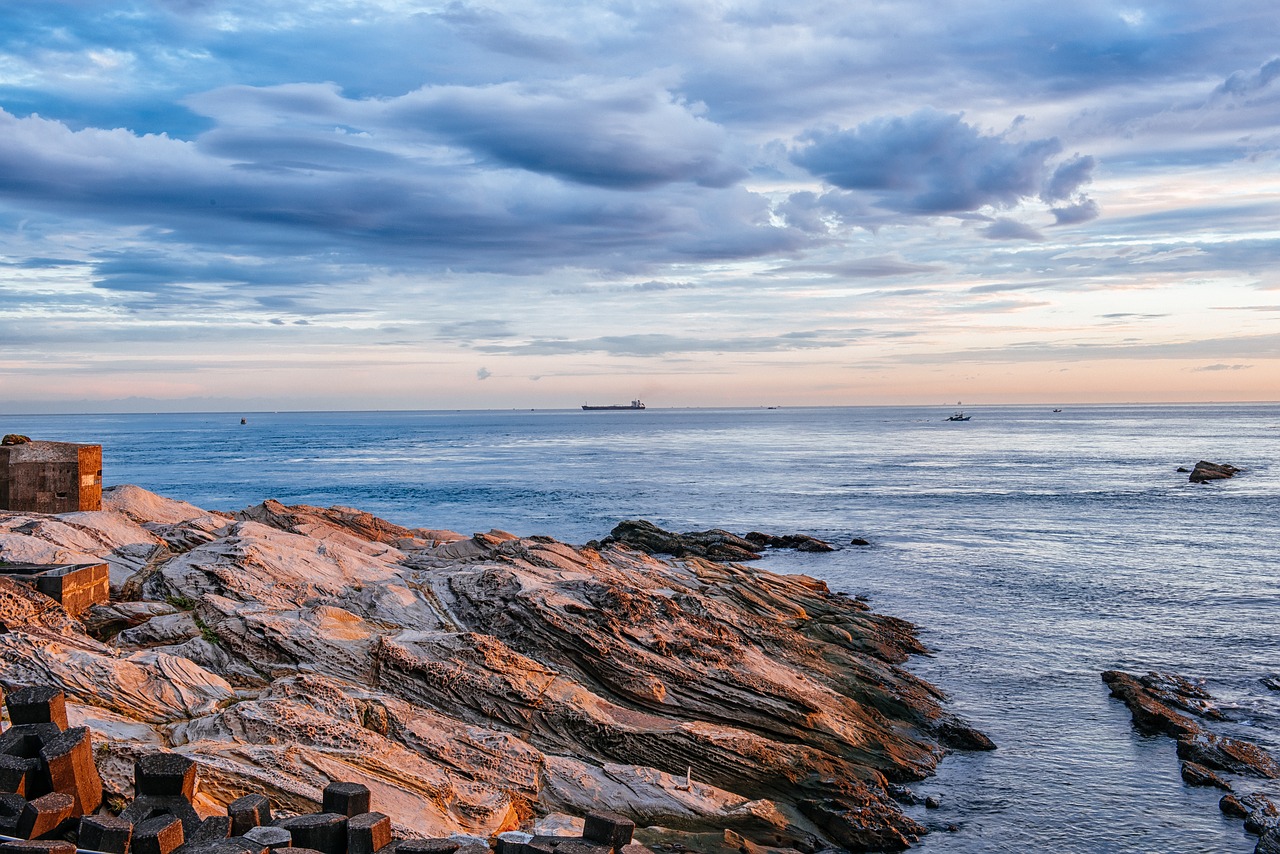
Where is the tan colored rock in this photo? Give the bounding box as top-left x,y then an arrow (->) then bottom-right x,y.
0,629 -> 234,722
2,487 -> 991,852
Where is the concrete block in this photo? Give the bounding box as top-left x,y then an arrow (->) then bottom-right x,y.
133,814 -> 186,854
278,813 -> 348,854
494,832 -> 532,854
176,840 -> 268,854
135,753 -> 197,799
0,841 -> 77,854
241,825 -> 292,850
119,796 -> 203,838
345,812 -> 390,854
516,839 -> 556,854
517,839 -> 558,854
0,792 -> 25,834
193,815 -> 233,843
78,813 -> 133,854
0,722 -> 63,759
228,793 -> 272,836
394,843 -> 461,854
0,754 -> 38,796
33,564 -> 110,616
547,841 -> 609,854
582,813 -> 634,848
40,726 -> 103,814
16,791 -> 74,840
321,783 -> 370,818
4,688 -> 68,731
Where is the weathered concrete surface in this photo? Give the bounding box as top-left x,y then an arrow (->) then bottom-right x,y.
0,486 -> 992,852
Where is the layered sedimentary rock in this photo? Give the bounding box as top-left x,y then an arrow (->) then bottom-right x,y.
1102,670 -> 1280,846
588,521 -> 833,562
1,486 -> 992,853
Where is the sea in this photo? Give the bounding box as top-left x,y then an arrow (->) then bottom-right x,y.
6,403 -> 1280,853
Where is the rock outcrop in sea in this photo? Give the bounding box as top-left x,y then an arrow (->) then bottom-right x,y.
1,486 -> 993,853
587,521 -> 833,562
1187,461 -> 1242,483
1102,670 -> 1280,849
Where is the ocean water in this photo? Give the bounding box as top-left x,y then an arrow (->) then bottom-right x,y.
7,404 -> 1280,853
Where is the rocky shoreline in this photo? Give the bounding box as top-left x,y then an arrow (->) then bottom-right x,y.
1102,670 -> 1280,852
1,486 -> 992,853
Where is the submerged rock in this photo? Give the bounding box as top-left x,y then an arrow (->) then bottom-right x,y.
0,486 -> 991,852
1180,761 -> 1233,790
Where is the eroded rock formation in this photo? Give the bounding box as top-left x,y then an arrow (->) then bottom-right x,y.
1102,670 -> 1280,847
1188,461 -> 1242,483
587,521 -> 833,562
1,486 -> 992,853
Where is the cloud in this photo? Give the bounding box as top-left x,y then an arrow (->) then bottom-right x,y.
630,280 -> 696,291
472,330 -> 868,357
1042,154 -> 1095,202
383,78 -> 746,189
981,218 -> 1045,241
890,332 -> 1280,365
0,98 -> 793,281
476,366 -> 492,380
433,2 -> 579,61
1192,363 -> 1252,372
438,320 -> 515,341
1050,199 -> 1101,225
1214,57 -> 1280,99
771,257 -> 944,278
791,109 -> 1068,215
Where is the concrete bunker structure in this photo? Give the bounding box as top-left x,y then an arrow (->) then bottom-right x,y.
0,563 -> 110,617
0,440 -> 102,513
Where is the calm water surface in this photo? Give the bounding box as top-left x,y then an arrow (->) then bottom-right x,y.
7,404 -> 1279,853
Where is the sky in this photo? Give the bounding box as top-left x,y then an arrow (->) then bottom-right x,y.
1,0 -> 1278,412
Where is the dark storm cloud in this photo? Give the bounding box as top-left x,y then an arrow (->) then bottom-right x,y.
792,110 -> 1068,215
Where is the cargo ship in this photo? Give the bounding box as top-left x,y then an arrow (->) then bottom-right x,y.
582,399 -> 646,411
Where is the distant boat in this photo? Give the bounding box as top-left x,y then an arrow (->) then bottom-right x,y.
582,399 -> 646,411
945,411 -> 970,421
240,418 -> 247,424
1052,408 -> 1063,413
